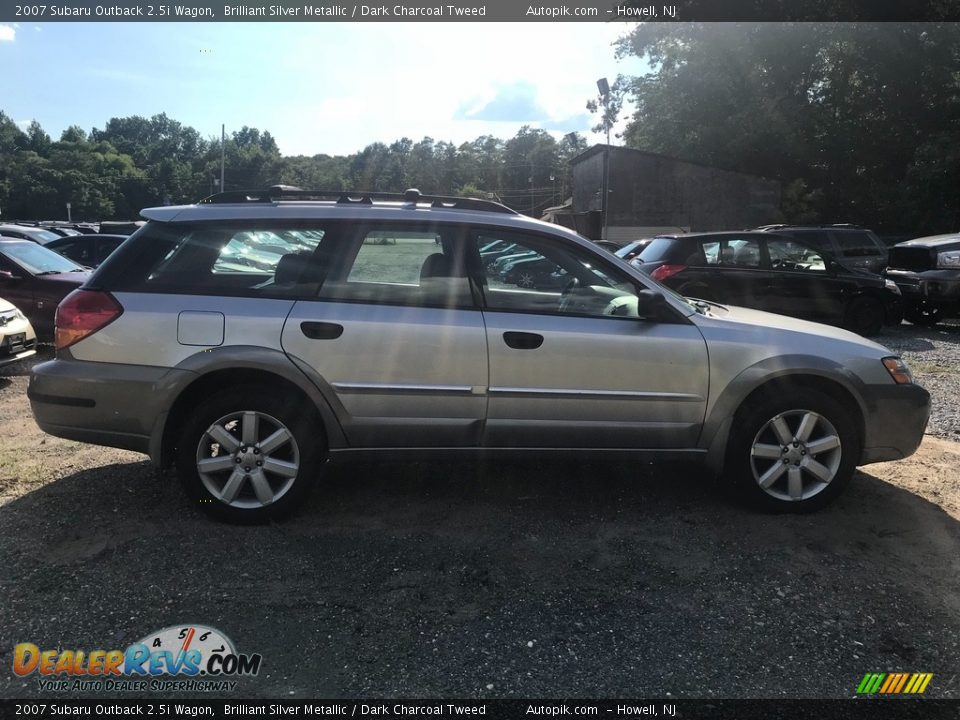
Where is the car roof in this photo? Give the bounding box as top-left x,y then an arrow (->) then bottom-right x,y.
653,231 -> 773,240
139,189 -> 593,245
895,233 -> 960,248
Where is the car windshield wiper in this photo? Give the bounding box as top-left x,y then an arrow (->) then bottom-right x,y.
34,270 -> 63,276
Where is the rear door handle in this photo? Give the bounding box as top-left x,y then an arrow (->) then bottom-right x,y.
300,321 -> 344,340
503,331 -> 544,350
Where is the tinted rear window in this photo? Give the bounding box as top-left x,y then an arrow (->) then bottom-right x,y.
636,238 -> 682,263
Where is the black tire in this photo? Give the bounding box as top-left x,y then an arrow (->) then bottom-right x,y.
724,387 -> 861,513
905,305 -> 943,327
844,296 -> 885,336
175,388 -> 325,524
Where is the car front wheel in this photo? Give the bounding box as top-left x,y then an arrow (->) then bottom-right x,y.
175,388 -> 324,523
844,296 -> 885,336
725,388 -> 860,512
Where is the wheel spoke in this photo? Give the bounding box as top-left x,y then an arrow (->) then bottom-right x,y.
262,457 -> 298,479
802,457 -> 834,483
219,468 -> 247,503
806,435 -> 841,456
752,443 -> 783,459
197,455 -> 236,474
771,416 -> 793,445
259,427 -> 292,456
788,467 -> 803,500
207,424 -> 240,454
249,470 -> 275,505
796,412 -> 818,442
241,411 -> 259,445
758,461 -> 787,489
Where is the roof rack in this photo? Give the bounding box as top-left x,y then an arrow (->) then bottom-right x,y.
755,223 -> 865,230
198,186 -> 518,215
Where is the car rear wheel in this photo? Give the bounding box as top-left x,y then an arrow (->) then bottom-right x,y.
175,388 -> 324,523
844,296 -> 885,336
725,388 -> 860,512
905,305 -> 943,327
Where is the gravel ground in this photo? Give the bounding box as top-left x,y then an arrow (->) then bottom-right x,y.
1,329 -> 959,702
874,319 -> 960,439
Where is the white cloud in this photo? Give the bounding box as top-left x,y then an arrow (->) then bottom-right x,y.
0,24 -> 16,42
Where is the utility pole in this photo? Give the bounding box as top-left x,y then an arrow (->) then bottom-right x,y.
597,78 -> 611,241
220,124 -> 226,192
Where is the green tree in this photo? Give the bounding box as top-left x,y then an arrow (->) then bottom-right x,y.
614,22 -> 960,233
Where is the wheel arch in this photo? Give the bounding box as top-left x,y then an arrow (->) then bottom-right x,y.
150,346 -> 348,469
703,364 -> 867,476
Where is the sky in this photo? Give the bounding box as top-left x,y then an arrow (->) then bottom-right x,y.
0,21 -> 646,156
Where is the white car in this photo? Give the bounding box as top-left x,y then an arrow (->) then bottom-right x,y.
0,297 -> 38,367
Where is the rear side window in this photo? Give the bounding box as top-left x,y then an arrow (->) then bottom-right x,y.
782,230 -> 831,253
92,222 -> 329,298
832,230 -> 884,257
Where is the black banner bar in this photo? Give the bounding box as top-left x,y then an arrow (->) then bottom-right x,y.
2,699 -> 960,720
2,0 -> 960,23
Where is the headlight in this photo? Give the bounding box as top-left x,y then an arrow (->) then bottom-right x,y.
884,279 -> 901,295
936,250 -> 960,268
13,308 -> 26,321
882,356 -> 913,385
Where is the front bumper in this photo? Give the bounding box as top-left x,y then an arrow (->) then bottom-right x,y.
0,319 -> 38,367
886,269 -> 960,311
859,382 -> 931,464
29,358 -> 193,458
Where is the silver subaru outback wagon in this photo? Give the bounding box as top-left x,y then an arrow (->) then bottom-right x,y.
29,189 -> 930,523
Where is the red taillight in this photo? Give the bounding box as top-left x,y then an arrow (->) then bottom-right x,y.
651,263 -> 687,282
55,290 -> 124,350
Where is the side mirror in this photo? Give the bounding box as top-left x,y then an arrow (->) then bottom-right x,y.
637,288 -> 667,319
0,270 -> 16,282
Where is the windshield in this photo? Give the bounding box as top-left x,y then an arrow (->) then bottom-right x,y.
1,241 -> 85,274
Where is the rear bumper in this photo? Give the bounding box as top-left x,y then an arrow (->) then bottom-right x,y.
859,383 -> 931,464
29,358 -> 192,458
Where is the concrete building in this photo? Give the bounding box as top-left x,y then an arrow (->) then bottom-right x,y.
567,145 -> 781,241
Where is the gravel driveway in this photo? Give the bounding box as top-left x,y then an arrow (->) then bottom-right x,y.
1,327 -> 959,701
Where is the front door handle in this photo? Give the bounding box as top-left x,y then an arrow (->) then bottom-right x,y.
301,321 -> 344,340
503,331 -> 544,350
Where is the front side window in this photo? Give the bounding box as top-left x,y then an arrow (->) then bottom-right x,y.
473,231 -> 647,319
767,238 -> 827,272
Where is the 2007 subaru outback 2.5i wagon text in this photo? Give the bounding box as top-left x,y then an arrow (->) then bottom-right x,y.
29,188 -> 931,522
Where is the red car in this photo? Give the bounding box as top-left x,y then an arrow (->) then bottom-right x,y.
0,239 -> 90,340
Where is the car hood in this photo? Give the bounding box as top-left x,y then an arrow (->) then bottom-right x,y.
696,302 -> 890,354
36,271 -> 90,286
0,296 -> 17,313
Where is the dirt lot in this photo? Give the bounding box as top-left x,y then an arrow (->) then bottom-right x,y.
1,351 -> 959,701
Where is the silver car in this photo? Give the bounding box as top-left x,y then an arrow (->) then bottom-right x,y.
29,189 -> 930,523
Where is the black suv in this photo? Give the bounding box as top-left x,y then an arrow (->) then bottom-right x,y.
633,231 -> 903,335
885,233 -> 960,326
755,225 -> 888,275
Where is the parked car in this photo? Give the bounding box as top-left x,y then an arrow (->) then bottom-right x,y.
499,255 -> 567,289
0,296 -> 37,366
0,240 -> 91,339
632,232 -> 902,336
0,224 -> 62,245
44,234 -> 127,269
615,239 -> 654,264
29,188 -> 928,523
884,232 -> 960,326
755,225 -> 889,275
